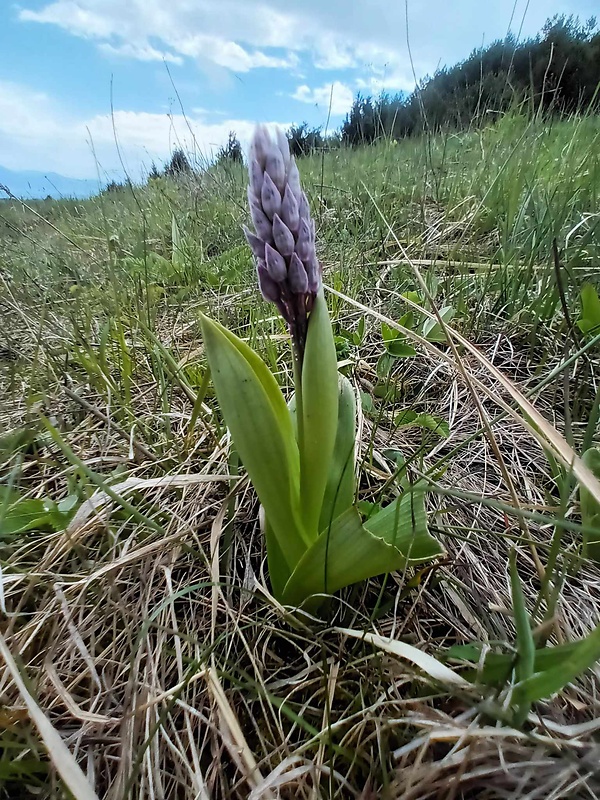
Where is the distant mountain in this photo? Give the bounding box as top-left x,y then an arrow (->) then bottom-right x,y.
0,165 -> 99,200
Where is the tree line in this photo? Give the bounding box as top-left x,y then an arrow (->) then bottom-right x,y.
340,15 -> 600,145
142,13 -> 599,184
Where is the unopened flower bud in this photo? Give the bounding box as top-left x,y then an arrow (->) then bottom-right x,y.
289,253 -> 309,293
243,226 -> 265,261
272,214 -> 295,257
265,242 -> 287,283
281,185 -> 300,233
265,149 -> 286,194
257,263 -> 281,302
261,172 -> 281,220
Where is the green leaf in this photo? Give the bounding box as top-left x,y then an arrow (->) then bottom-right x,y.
319,375 -> 356,533
381,320 -> 416,356
0,487 -> 70,536
580,447 -> 600,561
383,448 -> 406,470
373,380 -> 402,401
200,314 -> 307,572
376,353 -> 395,378
172,215 -> 185,270
446,641 -> 583,686
394,410 -> 450,438
509,550 -> 535,724
360,391 -> 375,414
364,484 -> 443,562
513,622 -> 600,705
282,486 -> 443,609
356,316 -> 365,344
381,322 -> 397,343
577,283 -> 600,335
397,311 -> 415,331
446,631 -> 600,702
422,306 -> 455,342
386,340 -> 417,358
299,289 -> 339,539
263,518 -> 291,599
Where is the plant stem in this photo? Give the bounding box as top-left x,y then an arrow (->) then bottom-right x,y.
292,332 -> 305,453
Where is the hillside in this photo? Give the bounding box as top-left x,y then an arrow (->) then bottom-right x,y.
2,113 -> 600,798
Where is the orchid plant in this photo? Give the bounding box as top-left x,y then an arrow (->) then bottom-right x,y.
200,126 -> 443,609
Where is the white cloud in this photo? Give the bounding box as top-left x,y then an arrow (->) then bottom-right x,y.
0,80 -> 287,179
292,82 -> 354,116
18,0 -> 586,85
17,0 -> 426,80
15,0 -> 599,125
98,42 -> 183,64
356,70 -> 417,95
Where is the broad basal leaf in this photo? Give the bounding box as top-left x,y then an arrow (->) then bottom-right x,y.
299,289 -> 339,539
364,484 -> 443,563
319,375 -> 356,534
200,315 -> 307,570
282,486 -> 443,608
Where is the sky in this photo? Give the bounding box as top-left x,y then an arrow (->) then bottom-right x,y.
0,0 -> 597,185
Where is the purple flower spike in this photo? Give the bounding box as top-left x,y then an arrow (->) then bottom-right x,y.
272,214 -> 295,257
244,125 -> 322,351
265,243 -> 287,283
261,172 -> 281,220
289,253 -> 309,294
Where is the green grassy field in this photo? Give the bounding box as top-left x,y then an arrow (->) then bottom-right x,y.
2,111 -> 600,798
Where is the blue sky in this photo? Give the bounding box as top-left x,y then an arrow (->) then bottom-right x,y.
0,0 -> 597,182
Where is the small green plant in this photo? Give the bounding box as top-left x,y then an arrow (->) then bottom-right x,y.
581,448 -> 600,560
200,127 -> 443,609
577,283 -> 600,336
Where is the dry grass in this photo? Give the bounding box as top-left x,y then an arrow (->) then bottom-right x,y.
2,279 -> 600,798
2,118 -> 600,797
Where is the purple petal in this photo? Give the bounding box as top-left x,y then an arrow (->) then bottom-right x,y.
243,226 -> 265,261
288,253 -> 308,294
249,197 -> 272,242
257,263 -> 281,302
272,214 -> 295,257
248,159 -> 263,199
280,185 -> 299,233
265,149 -> 286,194
276,129 -> 291,166
261,172 -> 281,220
264,242 -> 287,283
286,159 -> 302,204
